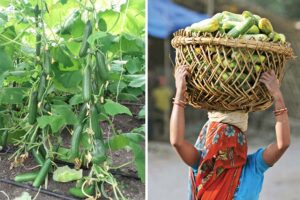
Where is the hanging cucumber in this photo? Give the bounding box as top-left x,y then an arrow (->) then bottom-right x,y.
57,9 -> 80,35
78,104 -> 88,123
95,51 -> 109,81
70,124 -> 83,159
91,104 -> 103,140
43,49 -> 51,75
0,116 -> 7,149
32,158 -> 52,188
82,64 -> 91,102
92,139 -> 107,164
79,20 -> 92,57
37,73 -> 46,101
36,34 -> 42,57
28,91 -> 38,125
15,171 -> 39,183
0,131 -> 8,150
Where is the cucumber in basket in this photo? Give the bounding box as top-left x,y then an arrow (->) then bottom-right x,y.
227,17 -> 255,38
183,10 -> 286,44
187,18 -> 219,33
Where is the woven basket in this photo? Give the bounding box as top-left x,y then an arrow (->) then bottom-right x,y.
171,30 -> 294,112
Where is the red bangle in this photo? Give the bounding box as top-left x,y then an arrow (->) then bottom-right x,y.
274,108 -> 288,116
173,101 -> 185,108
172,97 -> 187,105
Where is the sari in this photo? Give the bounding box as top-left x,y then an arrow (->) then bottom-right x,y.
188,121 -> 247,200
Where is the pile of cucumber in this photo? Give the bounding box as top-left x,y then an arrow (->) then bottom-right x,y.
185,11 -> 286,43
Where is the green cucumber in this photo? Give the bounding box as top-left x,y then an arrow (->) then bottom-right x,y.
43,50 -> 51,74
222,11 -> 244,22
32,158 -> 52,188
31,148 -> 45,166
227,17 -> 255,38
7,71 -> 26,77
92,139 -> 107,164
82,65 -> 91,102
0,117 -> 8,149
70,124 -> 83,159
95,51 -> 109,81
242,11 -> 254,19
58,9 -> 80,35
91,104 -> 103,140
69,184 -> 95,198
241,34 -> 268,41
28,91 -> 38,125
36,34 -> 41,57
0,130 -> 8,149
222,20 -> 239,31
246,25 -> 260,34
79,20 -> 92,57
15,171 -> 39,183
37,73 -> 46,101
211,12 -> 223,22
78,104 -> 88,123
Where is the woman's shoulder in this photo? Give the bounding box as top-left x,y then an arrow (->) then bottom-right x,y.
245,148 -> 270,175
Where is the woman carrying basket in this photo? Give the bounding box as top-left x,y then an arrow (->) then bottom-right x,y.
170,65 -> 291,200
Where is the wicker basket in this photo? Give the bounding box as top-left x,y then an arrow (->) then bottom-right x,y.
171,30 -> 294,112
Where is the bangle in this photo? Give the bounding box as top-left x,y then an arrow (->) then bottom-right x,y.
173,102 -> 185,108
273,108 -> 288,116
172,97 -> 187,105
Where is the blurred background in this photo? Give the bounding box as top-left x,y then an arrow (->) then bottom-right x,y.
148,0 -> 300,199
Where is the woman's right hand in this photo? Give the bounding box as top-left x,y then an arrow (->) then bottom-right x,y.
175,65 -> 190,96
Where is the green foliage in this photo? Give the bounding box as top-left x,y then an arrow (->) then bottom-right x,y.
0,0 -> 145,196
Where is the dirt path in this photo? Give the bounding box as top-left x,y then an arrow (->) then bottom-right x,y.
149,136 -> 300,200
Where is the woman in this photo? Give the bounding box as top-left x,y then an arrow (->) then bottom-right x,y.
170,65 -> 290,200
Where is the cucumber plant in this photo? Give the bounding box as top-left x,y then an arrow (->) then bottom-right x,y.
0,0 -> 145,199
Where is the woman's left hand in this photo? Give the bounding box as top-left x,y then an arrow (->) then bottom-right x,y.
259,70 -> 281,98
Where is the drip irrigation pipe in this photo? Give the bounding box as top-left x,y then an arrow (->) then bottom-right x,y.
0,178 -> 80,200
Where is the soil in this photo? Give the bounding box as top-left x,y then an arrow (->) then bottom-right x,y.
0,98 -> 145,200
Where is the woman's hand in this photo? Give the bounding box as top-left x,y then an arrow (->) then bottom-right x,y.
259,70 -> 281,99
175,65 -> 190,96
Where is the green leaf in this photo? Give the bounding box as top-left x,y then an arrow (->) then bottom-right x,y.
60,0 -> 68,4
0,48 -> 13,74
53,165 -> 82,183
52,105 -> 78,124
69,94 -> 84,105
87,31 -> 107,45
37,115 -> 65,132
123,133 -> 145,143
0,87 -> 27,104
130,142 -> 145,183
52,64 -> 82,92
117,93 -> 138,101
105,134 -> 145,182
128,75 -> 145,88
106,134 -> 131,151
37,105 -> 78,132
13,191 -> 32,200
0,1 -> 10,7
138,106 -> 145,119
131,124 -> 145,134
103,99 -> 132,116
51,45 -> 75,69
125,56 -> 143,74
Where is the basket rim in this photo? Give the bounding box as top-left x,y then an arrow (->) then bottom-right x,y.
171,29 -> 294,58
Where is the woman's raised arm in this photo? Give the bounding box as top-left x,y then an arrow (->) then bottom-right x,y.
170,65 -> 200,167
259,70 -> 291,166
